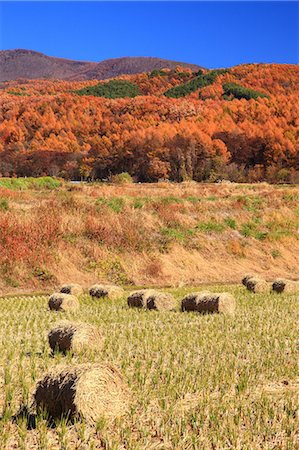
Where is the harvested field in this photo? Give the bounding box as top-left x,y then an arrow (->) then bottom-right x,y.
0,284 -> 297,449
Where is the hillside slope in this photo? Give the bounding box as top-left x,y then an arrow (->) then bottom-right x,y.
0,49 -> 97,81
0,49 -> 201,81
0,180 -> 298,294
70,56 -> 202,80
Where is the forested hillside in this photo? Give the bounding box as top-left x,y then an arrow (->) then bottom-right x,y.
0,63 -> 298,182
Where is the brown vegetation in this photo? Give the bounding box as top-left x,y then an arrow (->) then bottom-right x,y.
0,182 -> 298,293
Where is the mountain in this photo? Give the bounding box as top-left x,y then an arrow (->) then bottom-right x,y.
69,56 -> 202,80
0,49 -> 97,81
0,49 -> 202,81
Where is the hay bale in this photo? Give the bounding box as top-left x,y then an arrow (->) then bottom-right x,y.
181,291 -> 211,312
34,363 -> 130,423
48,321 -> 103,354
181,291 -> 235,314
60,284 -> 83,296
89,284 -> 124,300
146,292 -> 176,311
272,278 -> 299,294
48,293 -> 79,312
242,274 -> 255,287
245,277 -> 269,293
127,289 -> 157,308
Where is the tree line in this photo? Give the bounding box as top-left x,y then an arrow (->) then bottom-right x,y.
0,64 -> 298,183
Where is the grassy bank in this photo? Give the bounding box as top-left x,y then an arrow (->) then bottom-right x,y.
0,179 -> 298,293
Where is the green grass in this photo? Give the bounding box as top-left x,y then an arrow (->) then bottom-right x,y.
241,195 -> 264,212
0,198 -> 9,211
196,221 -> 225,233
283,192 -> 299,202
186,196 -> 201,203
240,221 -> 268,240
224,217 -> 237,229
159,196 -> 184,205
132,198 -> 148,209
96,197 -> 125,213
160,227 -> 195,245
0,286 -> 297,448
0,177 -> 61,190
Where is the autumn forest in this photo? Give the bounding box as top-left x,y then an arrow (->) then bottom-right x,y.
0,63 -> 298,183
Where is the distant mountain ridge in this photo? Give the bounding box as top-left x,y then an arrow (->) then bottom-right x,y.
0,49 -> 202,81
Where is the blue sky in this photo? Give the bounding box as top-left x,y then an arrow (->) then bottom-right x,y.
0,1 -> 298,68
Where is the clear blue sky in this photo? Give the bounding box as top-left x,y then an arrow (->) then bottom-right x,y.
0,1 -> 298,68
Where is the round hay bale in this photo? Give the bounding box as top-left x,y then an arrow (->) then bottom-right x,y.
60,284 -> 84,296
242,274 -> 255,287
181,291 -> 235,315
272,278 -> 299,294
127,289 -> 158,308
245,277 -> 269,293
89,284 -> 124,300
34,364 -> 130,423
48,293 -> 79,312
48,321 -> 103,354
181,291 -> 211,312
146,292 -> 176,311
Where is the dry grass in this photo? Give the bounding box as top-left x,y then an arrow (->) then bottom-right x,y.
0,284 -> 297,448
0,181 -> 298,293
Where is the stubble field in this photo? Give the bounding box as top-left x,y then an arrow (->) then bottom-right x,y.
0,285 -> 298,449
